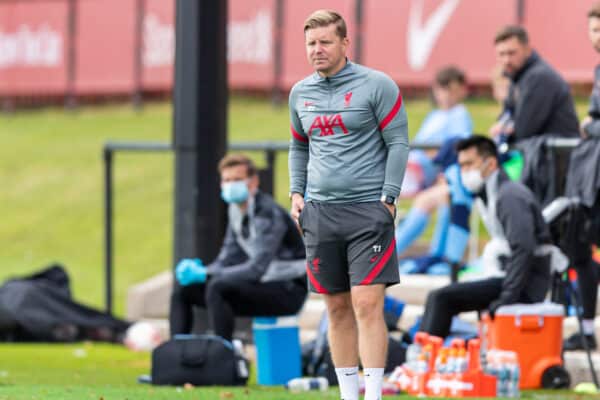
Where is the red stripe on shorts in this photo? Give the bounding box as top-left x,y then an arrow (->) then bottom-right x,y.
360,238 -> 396,285
306,264 -> 329,294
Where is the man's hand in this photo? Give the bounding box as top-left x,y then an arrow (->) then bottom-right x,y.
290,193 -> 305,225
175,258 -> 207,286
488,122 -> 513,138
580,116 -> 592,139
382,201 -> 396,219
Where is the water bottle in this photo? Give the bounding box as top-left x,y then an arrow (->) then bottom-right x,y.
415,353 -> 429,374
285,377 -> 329,392
434,348 -> 449,374
447,348 -> 458,374
455,348 -> 468,374
506,352 -> 520,398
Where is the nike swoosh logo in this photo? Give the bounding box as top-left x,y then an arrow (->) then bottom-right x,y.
344,372 -> 357,376
407,0 -> 461,70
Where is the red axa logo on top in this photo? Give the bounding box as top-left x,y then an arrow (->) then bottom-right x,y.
308,114 -> 348,137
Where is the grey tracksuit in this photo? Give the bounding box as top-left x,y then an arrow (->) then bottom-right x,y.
288,61 -> 409,203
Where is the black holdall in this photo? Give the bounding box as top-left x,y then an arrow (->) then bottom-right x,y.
150,334 -> 249,386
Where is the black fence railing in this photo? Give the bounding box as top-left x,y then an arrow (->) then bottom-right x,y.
105,139 -> 568,315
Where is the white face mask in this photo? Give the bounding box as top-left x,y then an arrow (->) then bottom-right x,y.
461,169 -> 485,194
461,158 -> 490,194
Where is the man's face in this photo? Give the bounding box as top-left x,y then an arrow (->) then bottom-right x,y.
305,24 -> 348,77
220,164 -> 259,192
495,37 -> 531,76
589,17 -> 600,53
458,147 -> 485,174
432,81 -> 466,110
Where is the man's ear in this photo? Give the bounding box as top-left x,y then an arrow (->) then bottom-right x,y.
248,174 -> 260,192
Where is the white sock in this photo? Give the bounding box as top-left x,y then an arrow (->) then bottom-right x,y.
363,367 -> 384,400
583,319 -> 595,335
335,367 -> 359,400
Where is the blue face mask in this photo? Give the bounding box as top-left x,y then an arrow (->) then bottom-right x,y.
221,180 -> 249,204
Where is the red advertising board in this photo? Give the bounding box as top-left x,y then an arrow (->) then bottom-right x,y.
280,0 -> 356,89
142,0 -> 174,91
75,0 -> 136,94
363,0 -> 515,87
525,0 -> 598,83
229,0 -> 276,89
0,0 -> 68,95
1,0 -> 599,98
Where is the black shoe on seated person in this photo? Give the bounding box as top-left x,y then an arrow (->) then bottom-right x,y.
563,332 -> 597,351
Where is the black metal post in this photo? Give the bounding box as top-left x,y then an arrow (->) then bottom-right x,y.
172,0 -> 228,266
354,0 -> 364,64
516,0 -> 525,24
133,0 -> 146,109
65,0 -> 78,109
103,148 -> 113,314
271,0 -> 285,106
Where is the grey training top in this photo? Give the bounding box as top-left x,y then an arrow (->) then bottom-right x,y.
288,61 -> 409,203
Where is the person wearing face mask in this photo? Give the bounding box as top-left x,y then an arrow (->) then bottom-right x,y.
169,154 -> 307,340
419,136 -> 552,338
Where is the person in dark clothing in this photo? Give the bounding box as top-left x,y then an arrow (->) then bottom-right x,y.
561,4 -> 600,351
489,25 -> 579,142
169,154 -> 307,341
420,136 -> 552,338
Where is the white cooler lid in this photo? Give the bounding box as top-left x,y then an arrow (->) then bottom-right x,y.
496,302 -> 564,317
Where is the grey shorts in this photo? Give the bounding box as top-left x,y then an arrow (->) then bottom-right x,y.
298,201 -> 400,294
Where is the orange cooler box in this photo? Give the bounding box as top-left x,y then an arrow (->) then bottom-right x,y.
483,302 -> 566,389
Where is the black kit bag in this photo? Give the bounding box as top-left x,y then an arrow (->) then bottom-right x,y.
151,335 -> 249,386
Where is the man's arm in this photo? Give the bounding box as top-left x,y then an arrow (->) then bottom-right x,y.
209,209 -> 288,282
208,225 -> 247,270
490,191 -> 537,311
288,86 -> 310,197
371,72 -> 409,199
512,73 -> 559,138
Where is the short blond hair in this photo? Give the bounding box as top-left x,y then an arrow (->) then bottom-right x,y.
589,2 -> 600,19
303,9 -> 347,38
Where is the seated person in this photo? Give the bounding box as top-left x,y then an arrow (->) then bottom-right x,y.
397,137 -> 473,275
403,65 -> 472,195
396,67 -> 472,270
169,154 -> 307,341
419,136 -> 552,338
396,67 -> 511,273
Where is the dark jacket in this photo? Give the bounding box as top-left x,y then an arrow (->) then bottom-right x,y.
207,191 -> 306,282
479,171 -> 551,313
504,51 -> 579,142
584,65 -> 600,138
565,138 -> 600,208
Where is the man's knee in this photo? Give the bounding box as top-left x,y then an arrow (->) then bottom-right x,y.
325,293 -> 354,325
172,282 -> 202,301
204,277 -> 229,302
425,286 -> 448,307
352,286 -> 385,322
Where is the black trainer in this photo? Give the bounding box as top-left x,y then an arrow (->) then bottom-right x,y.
563,332 -> 597,351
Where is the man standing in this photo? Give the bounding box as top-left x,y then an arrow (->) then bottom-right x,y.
560,4 -> 600,351
288,10 -> 409,400
489,25 -> 579,141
